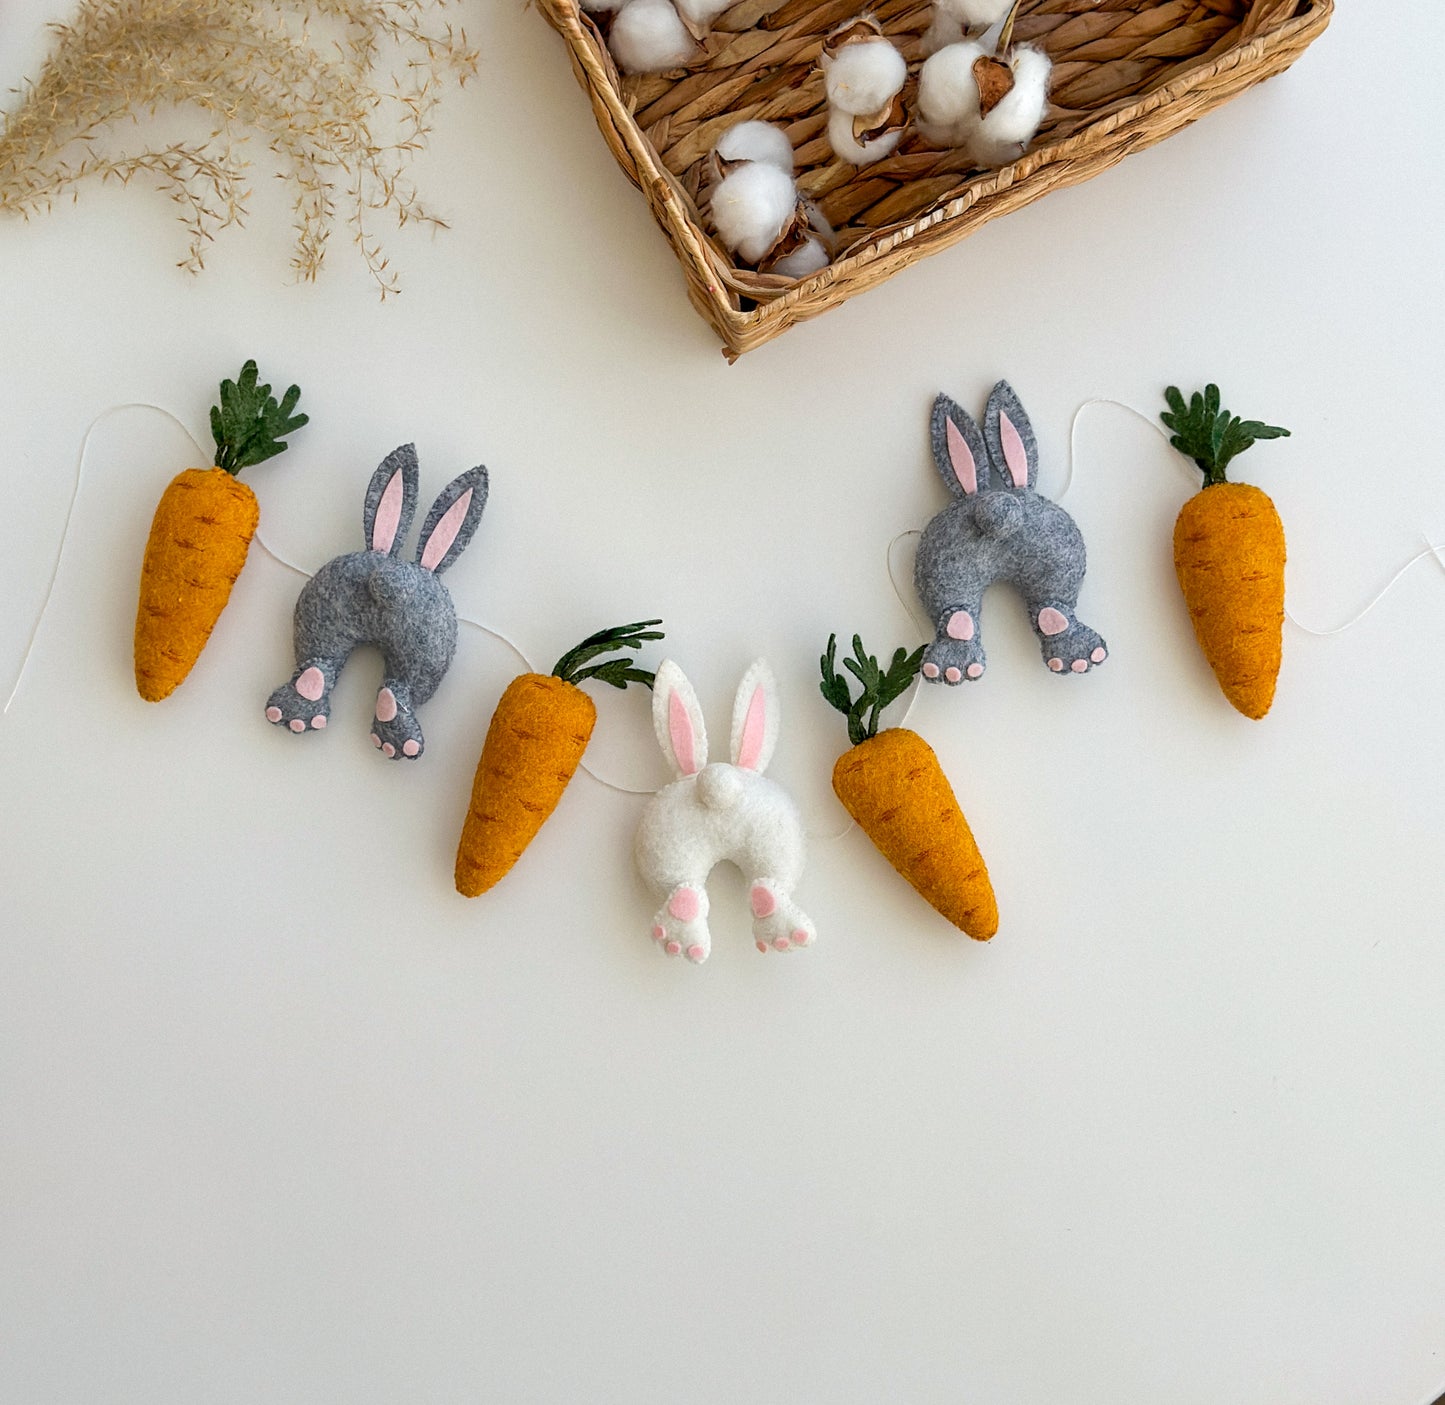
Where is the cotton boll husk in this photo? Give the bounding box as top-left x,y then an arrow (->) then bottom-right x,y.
609,0 -> 696,73
969,45 -> 1051,166
714,120 -> 795,173
822,39 -> 907,116
770,236 -> 830,279
826,106 -> 903,166
917,39 -> 989,143
710,161 -> 798,264
674,0 -> 735,27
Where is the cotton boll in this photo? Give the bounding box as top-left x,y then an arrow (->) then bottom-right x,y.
826,106 -> 903,166
969,45 -> 1051,166
917,39 -> 989,144
769,236 -> 830,279
710,161 -> 798,264
714,120 -> 795,173
609,0 -> 697,73
921,0 -> 1012,54
821,38 -> 907,116
674,0 -> 735,27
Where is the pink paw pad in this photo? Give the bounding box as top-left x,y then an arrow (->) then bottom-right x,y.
1038,608 -> 1069,637
749,884 -> 777,918
756,941 -> 768,953
966,663 -> 983,679
288,719 -> 305,733
665,941 -> 682,956
382,742 -> 396,757
265,706 -> 282,722
668,887 -> 701,922
295,666 -> 325,702
651,924 -> 666,941
1048,658 -> 1064,672
1071,659 -> 1087,673
792,929 -> 812,946
375,687 -> 398,723
370,733 -> 382,748
945,667 -> 962,683
771,936 -> 790,951
922,661 -> 940,679
945,610 -> 975,642
1091,647 -> 1107,663
402,740 -> 420,757
685,945 -> 705,962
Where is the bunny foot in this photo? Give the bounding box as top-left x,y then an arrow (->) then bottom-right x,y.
1034,606 -> 1108,675
265,660 -> 335,733
749,881 -> 815,953
922,635 -> 986,685
650,884 -> 711,964
370,681 -> 424,760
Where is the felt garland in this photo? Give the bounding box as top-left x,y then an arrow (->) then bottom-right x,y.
134,360 -> 307,702
1160,385 -> 1290,720
454,620 -> 665,896
634,659 -> 815,964
264,444 -> 488,759
821,634 -> 998,939
916,380 -> 1108,686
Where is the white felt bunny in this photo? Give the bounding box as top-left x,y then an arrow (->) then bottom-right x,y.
635,659 -> 815,964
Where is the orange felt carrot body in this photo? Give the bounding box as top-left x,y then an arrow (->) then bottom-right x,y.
133,360 -> 306,701
1161,385 -> 1290,720
820,634 -> 998,939
454,620 -> 663,897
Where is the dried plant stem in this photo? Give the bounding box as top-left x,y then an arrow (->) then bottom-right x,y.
0,0 -> 478,293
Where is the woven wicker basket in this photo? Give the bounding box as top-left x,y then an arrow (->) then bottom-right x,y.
537,0 -> 1332,360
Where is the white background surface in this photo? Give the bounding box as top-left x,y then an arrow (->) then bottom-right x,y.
2,1 -> 1443,1401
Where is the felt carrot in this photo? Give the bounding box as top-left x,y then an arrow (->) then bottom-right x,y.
821,634 -> 998,939
455,620 -> 664,897
1161,385 -> 1291,720
134,360 -> 307,701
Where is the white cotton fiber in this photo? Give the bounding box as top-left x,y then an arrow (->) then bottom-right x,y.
769,236 -> 830,278
917,38 -> 989,145
969,45 -> 1051,166
714,120 -> 795,173
609,0 -> 696,73
822,38 -> 907,116
826,106 -> 903,166
710,160 -> 797,263
922,0 -> 1015,50
674,0 -> 735,27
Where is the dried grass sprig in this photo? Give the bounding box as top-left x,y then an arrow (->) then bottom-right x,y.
0,0 -> 478,293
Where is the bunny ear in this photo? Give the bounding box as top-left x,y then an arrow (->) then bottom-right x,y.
416,466 -> 489,574
652,659 -> 708,778
364,444 -> 419,555
930,394 -> 990,497
729,659 -> 779,773
984,381 -> 1039,491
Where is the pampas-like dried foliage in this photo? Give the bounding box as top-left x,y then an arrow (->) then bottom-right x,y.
0,0 -> 478,293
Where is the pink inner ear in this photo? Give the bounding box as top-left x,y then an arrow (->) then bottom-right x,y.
668,689 -> 697,775
1000,412 -> 1029,488
372,471 -> 404,553
419,489 -> 472,571
737,685 -> 767,770
945,418 -> 977,495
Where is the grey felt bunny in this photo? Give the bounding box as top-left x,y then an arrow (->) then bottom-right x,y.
915,381 -> 1107,683
265,444 -> 488,759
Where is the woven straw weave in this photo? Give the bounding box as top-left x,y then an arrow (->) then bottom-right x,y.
536,0 -> 1332,359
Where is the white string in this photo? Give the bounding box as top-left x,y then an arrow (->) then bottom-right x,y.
1062,396 -> 1445,639
3,402 -> 658,795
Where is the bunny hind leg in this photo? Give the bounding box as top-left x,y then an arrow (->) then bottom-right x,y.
1031,602 -> 1108,675
266,655 -> 344,733
650,883 -> 712,964
371,679 -> 425,759
748,878 -> 816,953
922,600 -> 986,684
